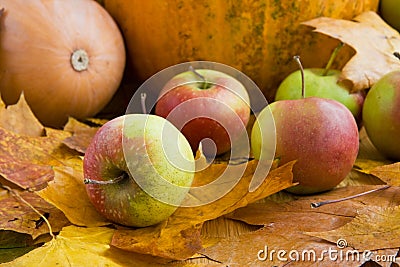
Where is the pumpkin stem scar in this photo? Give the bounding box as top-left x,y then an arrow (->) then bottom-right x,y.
71,49 -> 89,72
394,52 -> 400,61
84,172 -> 127,185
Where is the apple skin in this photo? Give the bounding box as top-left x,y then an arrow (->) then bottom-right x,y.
83,114 -> 195,227
155,69 -> 250,156
380,0 -> 400,32
362,70 -> 400,160
275,69 -> 365,122
252,97 -> 359,195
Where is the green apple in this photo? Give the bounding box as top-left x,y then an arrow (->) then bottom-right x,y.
380,0 -> 400,32
275,68 -> 364,121
83,114 -> 195,227
362,70 -> 400,160
275,44 -> 365,122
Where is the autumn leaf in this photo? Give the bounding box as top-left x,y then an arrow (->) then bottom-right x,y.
62,117 -> 100,154
353,159 -> 392,175
201,186 -> 400,266
0,126 -> 79,190
302,11 -> 400,91
36,166 -> 110,227
0,225 -> 173,267
306,205 -> 400,251
0,94 -> 44,137
370,162 -> 400,186
0,191 -> 69,239
111,160 -> 295,260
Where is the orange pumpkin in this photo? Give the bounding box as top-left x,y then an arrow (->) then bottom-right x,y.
0,0 -> 126,127
104,0 -> 378,102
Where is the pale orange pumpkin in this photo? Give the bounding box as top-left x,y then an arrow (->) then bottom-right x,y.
0,0 -> 126,127
104,0 -> 378,102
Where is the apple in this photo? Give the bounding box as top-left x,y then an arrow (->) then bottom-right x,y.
252,56 -> 359,195
275,45 -> 365,123
155,68 -> 250,156
380,0 -> 400,32
362,70 -> 400,160
83,114 -> 195,227
275,69 -> 365,120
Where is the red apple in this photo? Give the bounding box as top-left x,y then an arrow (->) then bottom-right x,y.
155,68 -> 250,156
251,56 -> 359,194
83,114 -> 195,227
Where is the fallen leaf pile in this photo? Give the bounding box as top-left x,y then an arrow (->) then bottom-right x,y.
1,11 -> 400,267
0,95 -> 295,265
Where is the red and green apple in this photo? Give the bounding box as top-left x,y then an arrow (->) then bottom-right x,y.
83,114 -> 195,227
252,56 -> 359,194
363,70 -> 400,160
155,68 -> 250,157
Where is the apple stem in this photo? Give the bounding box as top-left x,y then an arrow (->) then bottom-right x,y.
189,65 -> 209,89
310,185 -> 390,208
322,42 -> 344,76
141,93 -> 147,114
84,172 -> 127,185
394,52 -> 400,61
293,55 -> 306,98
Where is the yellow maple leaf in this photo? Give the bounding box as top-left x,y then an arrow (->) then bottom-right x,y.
303,11 -> 400,91
370,162 -> 400,186
0,225 -> 168,267
0,93 -> 44,137
36,165 -> 110,227
111,161 -> 295,260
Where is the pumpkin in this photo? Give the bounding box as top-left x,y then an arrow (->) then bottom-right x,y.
103,0 -> 378,103
0,0 -> 126,127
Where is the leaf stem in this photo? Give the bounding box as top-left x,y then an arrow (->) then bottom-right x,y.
293,56 -> 305,98
322,42 -> 344,76
311,185 -> 390,208
1,184 -> 55,239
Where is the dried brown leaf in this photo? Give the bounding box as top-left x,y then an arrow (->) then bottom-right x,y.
0,191 -> 69,239
370,162 -> 400,186
306,205 -> 400,251
111,160 -> 295,260
0,94 -> 44,137
201,186 -> 400,266
36,166 -> 110,227
303,11 -> 400,91
0,127 -> 77,190
353,159 -> 392,174
62,118 -> 100,153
